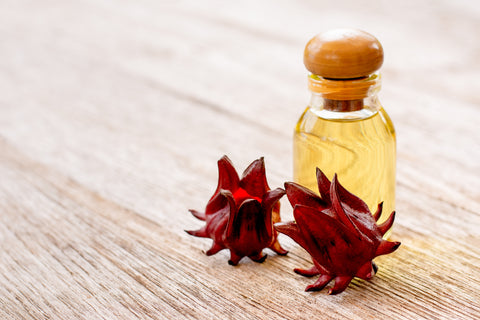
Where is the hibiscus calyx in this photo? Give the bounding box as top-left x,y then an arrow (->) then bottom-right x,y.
275,168 -> 400,294
187,155 -> 287,265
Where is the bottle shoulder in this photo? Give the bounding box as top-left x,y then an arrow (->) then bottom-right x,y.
295,105 -> 395,137
377,106 -> 396,134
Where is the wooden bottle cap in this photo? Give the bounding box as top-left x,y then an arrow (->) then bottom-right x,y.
304,29 -> 383,79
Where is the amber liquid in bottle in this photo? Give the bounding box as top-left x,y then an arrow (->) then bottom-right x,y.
293,95 -> 396,226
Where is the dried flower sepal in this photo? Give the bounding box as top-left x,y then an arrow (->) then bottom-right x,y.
275,168 -> 400,294
187,156 -> 287,265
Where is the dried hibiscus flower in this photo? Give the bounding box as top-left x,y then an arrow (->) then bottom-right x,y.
186,155 -> 287,265
275,168 -> 400,294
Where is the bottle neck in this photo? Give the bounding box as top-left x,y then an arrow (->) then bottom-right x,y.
323,98 -> 364,112
309,93 -> 381,121
307,73 -> 381,112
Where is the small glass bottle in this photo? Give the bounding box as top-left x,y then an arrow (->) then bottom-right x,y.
293,29 -> 396,231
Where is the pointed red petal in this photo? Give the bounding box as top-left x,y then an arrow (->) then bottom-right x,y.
261,188 -> 286,238
330,175 -> 383,239
214,155 -> 240,195
262,188 -> 286,214
377,211 -> 396,236
284,182 -> 328,211
294,265 -> 321,277
294,204 -> 357,269
206,189 -> 235,215
305,274 -> 333,292
206,242 -> 224,255
239,157 -> 269,198
225,199 -> 270,248
373,202 -> 383,221
274,221 -> 308,251
189,209 -> 206,221
206,192 -> 235,242
185,227 -> 208,238
316,168 -> 331,203
328,276 -> 353,295
329,175 -> 362,236
375,240 -> 401,256
334,174 -> 371,216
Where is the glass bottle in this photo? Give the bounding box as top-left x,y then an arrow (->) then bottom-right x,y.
293,29 -> 396,231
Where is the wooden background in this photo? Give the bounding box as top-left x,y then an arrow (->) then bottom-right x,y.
1,0 -> 479,319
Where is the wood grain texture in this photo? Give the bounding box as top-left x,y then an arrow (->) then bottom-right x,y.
0,0 -> 479,319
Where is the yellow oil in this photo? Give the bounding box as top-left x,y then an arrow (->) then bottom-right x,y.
293,103 -> 396,227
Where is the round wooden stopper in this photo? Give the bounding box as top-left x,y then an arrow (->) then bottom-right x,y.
304,29 -> 384,79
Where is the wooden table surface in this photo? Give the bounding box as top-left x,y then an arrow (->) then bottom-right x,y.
1,0 -> 479,319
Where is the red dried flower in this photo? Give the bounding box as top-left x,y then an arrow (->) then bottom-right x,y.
187,156 -> 288,265
275,168 -> 400,294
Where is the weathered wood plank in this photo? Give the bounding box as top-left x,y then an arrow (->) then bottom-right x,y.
0,0 -> 479,319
